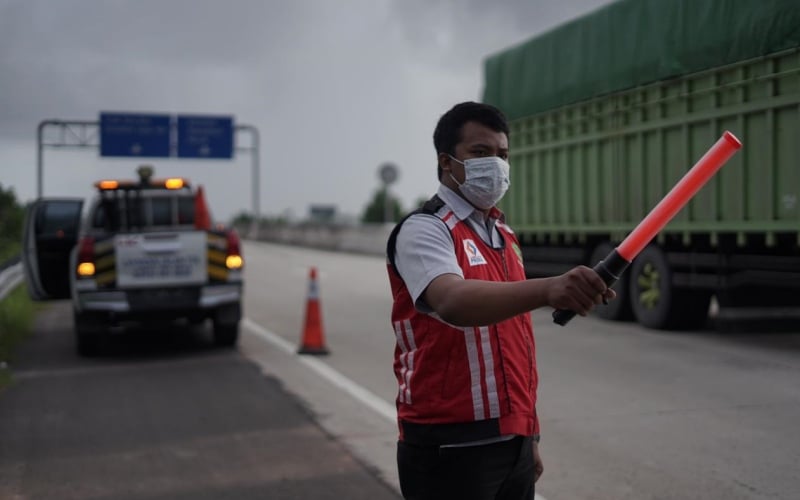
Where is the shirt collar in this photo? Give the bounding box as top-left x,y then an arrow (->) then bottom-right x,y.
436,184 -> 475,221
436,184 -> 506,223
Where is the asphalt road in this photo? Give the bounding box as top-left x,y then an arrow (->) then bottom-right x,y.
0,299 -> 400,500
239,242 -> 800,500
3,241 -> 800,500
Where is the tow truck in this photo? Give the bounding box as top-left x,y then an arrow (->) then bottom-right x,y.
22,166 -> 244,355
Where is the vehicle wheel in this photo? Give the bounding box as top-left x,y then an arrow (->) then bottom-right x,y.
589,242 -> 633,322
74,311 -> 102,357
187,314 -> 206,326
629,245 -> 711,330
213,321 -> 239,347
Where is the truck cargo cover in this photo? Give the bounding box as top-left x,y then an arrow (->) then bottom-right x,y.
482,0 -> 800,120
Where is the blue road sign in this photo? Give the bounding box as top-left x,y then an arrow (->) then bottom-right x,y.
100,113 -> 171,157
177,115 -> 234,159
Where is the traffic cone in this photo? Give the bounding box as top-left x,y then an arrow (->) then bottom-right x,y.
298,267 -> 330,355
194,185 -> 212,230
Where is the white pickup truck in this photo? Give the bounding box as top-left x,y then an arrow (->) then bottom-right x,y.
22,168 -> 244,356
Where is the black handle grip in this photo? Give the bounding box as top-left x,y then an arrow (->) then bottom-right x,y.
552,308 -> 578,326
552,249 -> 631,326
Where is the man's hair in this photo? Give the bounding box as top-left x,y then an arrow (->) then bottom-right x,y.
433,101 -> 509,180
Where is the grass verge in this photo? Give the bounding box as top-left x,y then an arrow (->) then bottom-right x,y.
0,240 -> 20,265
0,284 -> 35,391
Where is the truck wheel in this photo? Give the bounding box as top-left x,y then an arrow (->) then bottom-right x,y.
589,242 -> 633,322
187,314 -> 206,326
213,321 -> 239,347
629,245 -> 710,330
74,311 -> 102,357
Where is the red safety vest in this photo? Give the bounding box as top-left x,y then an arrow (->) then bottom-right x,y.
387,200 -> 539,446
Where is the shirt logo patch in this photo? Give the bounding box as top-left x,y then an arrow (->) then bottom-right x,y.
463,239 -> 487,266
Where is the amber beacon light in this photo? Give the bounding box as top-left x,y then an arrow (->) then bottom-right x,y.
553,131 -> 743,326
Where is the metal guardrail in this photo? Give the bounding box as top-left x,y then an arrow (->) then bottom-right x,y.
0,262 -> 23,302
238,223 -> 394,257
0,254 -> 21,273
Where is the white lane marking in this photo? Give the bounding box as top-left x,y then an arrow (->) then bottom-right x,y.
242,317 -> 548,500
242,317 -> 396,423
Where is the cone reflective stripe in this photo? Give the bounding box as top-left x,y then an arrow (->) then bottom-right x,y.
553,131 -> 743,326
298,267 -> 330,355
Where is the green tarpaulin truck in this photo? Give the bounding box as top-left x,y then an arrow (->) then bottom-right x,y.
482,0 -> 800,329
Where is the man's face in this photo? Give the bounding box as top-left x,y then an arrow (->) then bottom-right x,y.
440,120 -> 509,187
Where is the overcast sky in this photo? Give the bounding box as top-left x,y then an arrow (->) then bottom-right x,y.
0,0 -> 615,222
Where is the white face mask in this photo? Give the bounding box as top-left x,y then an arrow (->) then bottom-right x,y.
447,155 -> 511,209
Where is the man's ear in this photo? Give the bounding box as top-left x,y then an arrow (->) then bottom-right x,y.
438,152 -> 452,172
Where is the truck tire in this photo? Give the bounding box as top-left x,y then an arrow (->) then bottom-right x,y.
589,242 -> 633,322
212,303 -> 241,347
629,245 -> 711,330
213,321 -> 239,347
74,311 -> 102,357
187,313 -> 206,326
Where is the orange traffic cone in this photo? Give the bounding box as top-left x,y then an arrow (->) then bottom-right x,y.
298,267 -> 330,355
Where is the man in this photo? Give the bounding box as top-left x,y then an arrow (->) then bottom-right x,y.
386,101 -> 614,500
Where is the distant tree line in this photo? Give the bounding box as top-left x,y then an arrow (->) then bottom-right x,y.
0,184 -> 24,264
230,212 -> 289,227
361,188 -> 404,224
361,189 -> 431,224
232,189 -> 429,226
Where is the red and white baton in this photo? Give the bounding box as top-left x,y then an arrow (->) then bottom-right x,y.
553,131 -> 743,326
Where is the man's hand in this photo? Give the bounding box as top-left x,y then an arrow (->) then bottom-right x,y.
545,266 -> 616,316
533,440 -> 543,483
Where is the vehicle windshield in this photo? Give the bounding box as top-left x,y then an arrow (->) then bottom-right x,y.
92,190 -> 195,231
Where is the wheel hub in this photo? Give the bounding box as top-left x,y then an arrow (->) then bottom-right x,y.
637,262 -> 660,309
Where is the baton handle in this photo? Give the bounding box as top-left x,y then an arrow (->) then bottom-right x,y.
552,250 -> 631,326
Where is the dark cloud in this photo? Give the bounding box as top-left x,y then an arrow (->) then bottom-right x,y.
389,0 -> 614,69
0,0 -> 327,138
0,0 -> 615,138
0,0 -> 615,219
